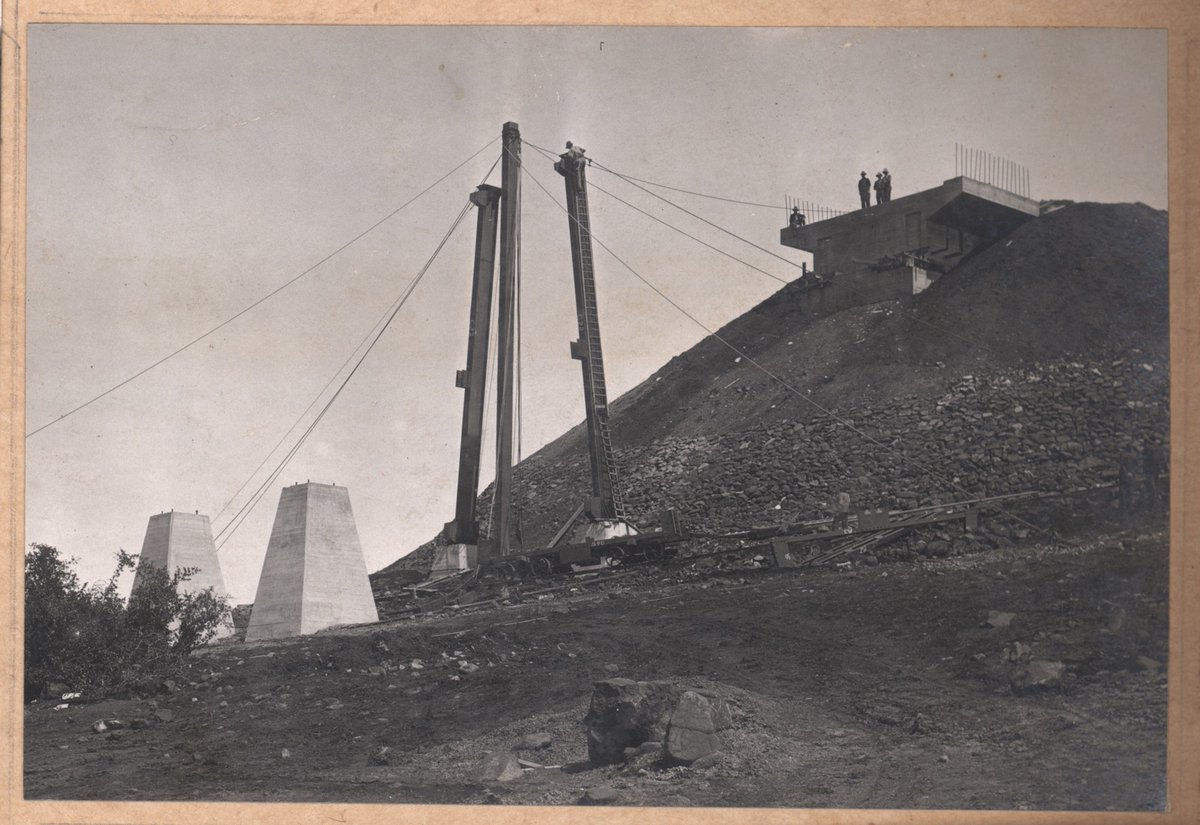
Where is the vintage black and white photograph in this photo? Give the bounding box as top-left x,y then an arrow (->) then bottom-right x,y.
19,24 -> 1170,811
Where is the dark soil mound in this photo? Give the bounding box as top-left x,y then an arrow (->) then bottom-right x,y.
543,201 -> 1167,452
877,201 -> 1169,365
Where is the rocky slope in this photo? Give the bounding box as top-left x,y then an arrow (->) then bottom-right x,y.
374,201 -> 1169,576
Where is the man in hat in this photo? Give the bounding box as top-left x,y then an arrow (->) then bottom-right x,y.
789,206 -> 806,228
858,171 -> 871,209
873,172 -> 884,206
882,168 -> 892,202
556,140 -> 588,184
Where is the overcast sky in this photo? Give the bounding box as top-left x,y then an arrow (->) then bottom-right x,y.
25,26 -> 1167,602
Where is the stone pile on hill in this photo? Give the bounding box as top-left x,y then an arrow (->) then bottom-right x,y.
477,351 -> 1166,546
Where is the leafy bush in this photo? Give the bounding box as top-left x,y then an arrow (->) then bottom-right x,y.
24,544 -> 231,701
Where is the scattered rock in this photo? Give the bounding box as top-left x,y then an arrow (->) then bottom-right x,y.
154,708 -> 175,723
281,748 -> 291,759
130,718 -> 151,730
1106,606 -> 1128,633
91,720 -> 107,734
985,611 -> 1016,628
458,661 -> 480,674
578,785 -> 620,805
1136,656 -> 1163,675
1011,660 -> 1066,693
369,746 -> 391,766
925,540 -> 951,558
690,750 -> 725,769
1004,641 -> 1033,663
479,752 -> 523,782
159,679 -> 179,695
514,732 -> 553,751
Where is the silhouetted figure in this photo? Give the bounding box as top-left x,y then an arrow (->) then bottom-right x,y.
874,173 -> 884,206
882,168 -> 892,203
555,140 -> 588,184
858,171 -> 871,208
789,207 -> 806,228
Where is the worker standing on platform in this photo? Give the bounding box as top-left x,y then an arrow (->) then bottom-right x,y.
874,172 -> 885,206
559,140 -> 588,184
882,168 -> 892,202
789,206 -> 806,228
858,171 -> 871,209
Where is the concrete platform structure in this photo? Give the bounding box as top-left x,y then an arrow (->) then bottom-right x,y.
131,511 -> 227,600
245,483 -> 379,641
782,176 -> 1040,277
429,543 -> 477,579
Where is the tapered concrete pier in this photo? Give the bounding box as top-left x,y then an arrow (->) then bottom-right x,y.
245,483 -> 379,641
131,511 -> 228,600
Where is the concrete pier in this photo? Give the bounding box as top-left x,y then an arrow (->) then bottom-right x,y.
430,543 -> 477,579
131,511 -> 228,600
245,483 -> 379,641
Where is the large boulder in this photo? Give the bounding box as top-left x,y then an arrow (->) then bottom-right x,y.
584,678 -> 679,765
663,691 -> 722,765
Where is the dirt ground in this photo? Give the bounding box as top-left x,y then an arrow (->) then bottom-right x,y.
24,516 -> 1168,811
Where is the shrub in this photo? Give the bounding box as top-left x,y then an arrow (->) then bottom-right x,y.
24,544 -> 230,701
